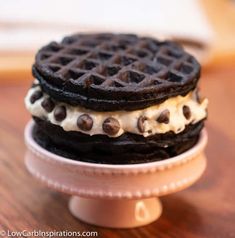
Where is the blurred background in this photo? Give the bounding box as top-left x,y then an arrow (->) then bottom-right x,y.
0,0 -> 235,82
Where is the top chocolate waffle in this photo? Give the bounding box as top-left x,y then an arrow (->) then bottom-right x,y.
33,33 -> 200,111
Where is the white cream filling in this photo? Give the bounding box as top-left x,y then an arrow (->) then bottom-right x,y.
25,81 -> 208,137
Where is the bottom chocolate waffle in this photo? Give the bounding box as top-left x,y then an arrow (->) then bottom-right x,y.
32,117 -> 203,164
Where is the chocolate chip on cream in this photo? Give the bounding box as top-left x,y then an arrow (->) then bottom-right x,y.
157,109 -> 170,124
54,106 -> 66,122
30,91 -> 42,104
41,98 -> 55,112
137,116 -> 147,133
77,114 -> 93,131
25,80 -> 208,138
183,105 -> 191,120
103,117 -> 120,136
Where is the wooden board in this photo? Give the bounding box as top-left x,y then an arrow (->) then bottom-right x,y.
0,66 -> 234,237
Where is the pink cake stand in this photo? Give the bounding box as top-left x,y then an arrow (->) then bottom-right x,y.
24,120 -> 207,228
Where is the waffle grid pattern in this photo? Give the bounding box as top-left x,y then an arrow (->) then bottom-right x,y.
36,34 -> 199,90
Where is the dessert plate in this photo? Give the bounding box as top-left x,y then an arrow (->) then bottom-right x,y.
24,120 -> 207,228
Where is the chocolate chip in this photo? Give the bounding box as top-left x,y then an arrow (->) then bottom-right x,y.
41,98 -> 55,112
183,105 -> 191,120
54,106 -> 66,121
30,91 -> 43,104
194,89 -> 201,103
77,114 -> 93,131
137,116 -> 147,133
157,109 -> 170,124
103,117 -> 120,135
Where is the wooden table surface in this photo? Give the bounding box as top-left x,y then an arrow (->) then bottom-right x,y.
0,67 -> 234,238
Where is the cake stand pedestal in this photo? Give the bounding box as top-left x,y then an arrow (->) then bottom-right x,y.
24,121 -> 207,228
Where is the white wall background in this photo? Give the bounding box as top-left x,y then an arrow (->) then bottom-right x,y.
0,0 -> 212,51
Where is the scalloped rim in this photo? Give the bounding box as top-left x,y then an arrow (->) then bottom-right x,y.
27,163 -> 201,199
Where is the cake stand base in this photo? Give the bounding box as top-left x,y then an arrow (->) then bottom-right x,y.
24,120 -> 208,229
69,196 -> 162,228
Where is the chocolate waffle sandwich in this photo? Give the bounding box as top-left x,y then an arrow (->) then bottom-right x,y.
25,33 -> 208,164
